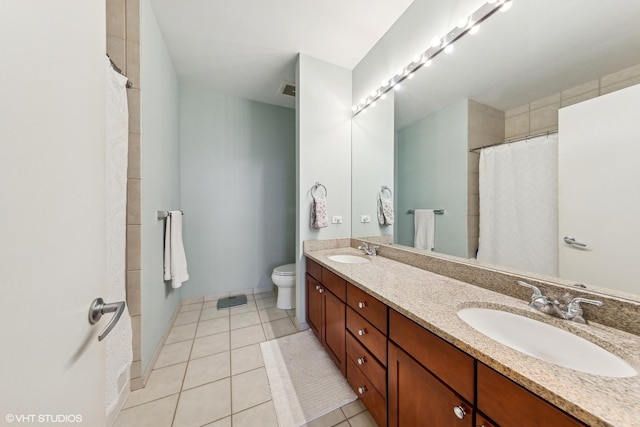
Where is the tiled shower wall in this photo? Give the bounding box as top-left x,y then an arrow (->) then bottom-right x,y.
106,0 -> 143,390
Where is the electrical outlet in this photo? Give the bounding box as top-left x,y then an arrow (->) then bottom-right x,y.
331,215 -> 343,224
361,215 -> 371,223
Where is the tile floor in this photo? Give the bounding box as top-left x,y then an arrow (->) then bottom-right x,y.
114,291 -> 376,427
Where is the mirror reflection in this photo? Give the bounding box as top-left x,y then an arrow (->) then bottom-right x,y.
351,0 -> 640,301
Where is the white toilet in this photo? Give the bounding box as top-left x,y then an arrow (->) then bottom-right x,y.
272,263 -> 296,310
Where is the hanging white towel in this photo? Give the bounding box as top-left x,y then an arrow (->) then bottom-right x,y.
378,197 -> 394,226
414,209 -> 435,251
310,196 -> 329,229
164,211 -> 189,288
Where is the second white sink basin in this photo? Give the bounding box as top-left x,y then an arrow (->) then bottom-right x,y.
328,255 -> 370,264
458,308 -> 637,378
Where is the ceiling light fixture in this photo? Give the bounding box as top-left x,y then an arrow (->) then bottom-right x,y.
352,1 -> 513,116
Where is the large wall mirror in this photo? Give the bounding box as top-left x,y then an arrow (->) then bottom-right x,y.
351,0 -> 640,302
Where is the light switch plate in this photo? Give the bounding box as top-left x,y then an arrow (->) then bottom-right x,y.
331,216 -> 343,224
361,215 -> 371,223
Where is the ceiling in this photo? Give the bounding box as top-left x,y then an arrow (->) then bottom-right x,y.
148,0 -> 414,109
394,0 -> 640,129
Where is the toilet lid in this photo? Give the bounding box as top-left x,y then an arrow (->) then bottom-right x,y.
273,263 -> 296,276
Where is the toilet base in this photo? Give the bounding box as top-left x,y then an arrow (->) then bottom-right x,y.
276,286 -> 296,310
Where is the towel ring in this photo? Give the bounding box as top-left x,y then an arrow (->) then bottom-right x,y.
380,186 -> 392,199
312,182 -> 328,197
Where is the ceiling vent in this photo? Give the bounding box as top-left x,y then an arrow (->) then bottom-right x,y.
279,81 -> 296,97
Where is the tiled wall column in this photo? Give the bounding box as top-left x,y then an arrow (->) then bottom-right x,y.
106,0 -> 143,390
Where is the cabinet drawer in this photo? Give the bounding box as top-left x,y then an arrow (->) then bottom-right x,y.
389,310 -> 474,403
477,363 -> 586,427
347,284 -> 388,333
346,332 -> 386,398
347,355 -> 387,427
321,268 -> 346,302
347,307 -> 387,366
306,258 -> 322,282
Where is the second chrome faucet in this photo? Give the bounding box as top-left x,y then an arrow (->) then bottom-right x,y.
517,281 -> 603,324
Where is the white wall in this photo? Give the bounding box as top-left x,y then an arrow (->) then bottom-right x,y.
179,86 -> 296,299
352,0 -> 484,105
140,0 -> 182,374
296,54 -> 352,326
351,92 -> 395,237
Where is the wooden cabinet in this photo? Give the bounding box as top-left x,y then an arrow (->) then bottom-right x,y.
388,342 -> 474,427
477,363 -> 586,426
475,413 -> 497,427
306,259 -> 346,375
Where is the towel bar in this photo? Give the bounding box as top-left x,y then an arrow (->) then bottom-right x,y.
311,182 -> 327,197
157,210 -> 184,220
380,186 -> 392,198
408,209 -> 444,215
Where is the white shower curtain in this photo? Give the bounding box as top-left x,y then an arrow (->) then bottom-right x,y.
105,58 -> 133,417
477,134 -> 559,277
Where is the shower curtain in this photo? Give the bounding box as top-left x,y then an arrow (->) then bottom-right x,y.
476,134 -> 559,277
106,57 -> 133,416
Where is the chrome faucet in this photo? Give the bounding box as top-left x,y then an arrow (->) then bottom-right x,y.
516,281 -> 603,324
357,242 -> 379,256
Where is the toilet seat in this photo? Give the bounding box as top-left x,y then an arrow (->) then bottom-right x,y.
273,263 -> 296,276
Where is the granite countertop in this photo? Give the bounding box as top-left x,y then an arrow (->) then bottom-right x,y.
304,247 -> 640,427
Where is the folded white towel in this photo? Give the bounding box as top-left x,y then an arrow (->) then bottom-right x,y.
414,209 -> 435,251
310,196 -> 329,229
378,196 -> 394,226
164,211 -> 189,288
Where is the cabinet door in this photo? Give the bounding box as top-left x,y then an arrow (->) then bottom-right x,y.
306,274 -> 323,342
389,343 -> 474,427
324,288 -> 346,375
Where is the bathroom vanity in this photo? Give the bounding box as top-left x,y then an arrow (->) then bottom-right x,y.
304,242 -> 640,427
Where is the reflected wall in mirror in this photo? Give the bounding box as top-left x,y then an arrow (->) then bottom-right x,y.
351,0 -> 640,302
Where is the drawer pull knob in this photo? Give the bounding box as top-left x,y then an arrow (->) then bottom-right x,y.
453,405 -> 466,419
357,357 -> 366,365
357,328 -> 367,336
358,386 -> 367,395
315,285 -> 320,291
319,288 -> 324,293
358,301 -> 366,309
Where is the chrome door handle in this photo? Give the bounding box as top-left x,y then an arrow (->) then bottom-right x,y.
564,236 -> 587,247
89,298 -> 126,341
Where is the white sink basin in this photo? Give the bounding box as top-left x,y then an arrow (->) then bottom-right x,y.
328,255 -> 370,264
458,308 -> 637,378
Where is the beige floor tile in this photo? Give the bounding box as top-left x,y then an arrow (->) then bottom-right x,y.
232,400 -> 278,427
183,351 -> 231,390
259,306 -> 289,323
174,310 -> 201,326
286,308 -> 296,317
173,378 -> 231,427
231,343 -> 264,375
180,302 -> 203,313
304,408 -> 347,427
201,306 -> 230,320
196,317 -> 230,338
254,290 -> 276,299
166,323 -> 197,344
230,324 -> 266,349
154,340 -> 192,369
191,332 -> 230,360
263,317 -> 297,340
203,416 -> 231,427
229,300 -> 258,315
256,296 -> 277,309
114,394 -> 178,427
334,422 -> 350,427
123,363 -> 187,408
230,311 -> 261,330
347,411 -> 376,427
341,400 -> 366,419
231,367 -> 271,413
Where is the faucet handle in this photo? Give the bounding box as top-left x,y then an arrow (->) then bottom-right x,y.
567,297 -> 604,315
516,281 -> 543,299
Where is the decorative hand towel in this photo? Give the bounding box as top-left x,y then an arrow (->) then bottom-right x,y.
414,209 -> 435,251
163,211 -> 189,288
310,196 -> 329,229
378,196 -> 394,226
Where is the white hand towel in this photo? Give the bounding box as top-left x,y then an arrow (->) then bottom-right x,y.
414,209 -> 435,251
163,211 -> 189,288
378,196 -> 394,226
310,196 -> 329,229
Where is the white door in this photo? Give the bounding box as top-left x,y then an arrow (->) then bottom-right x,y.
558,83 -> 640,294
0,2 -> 108,425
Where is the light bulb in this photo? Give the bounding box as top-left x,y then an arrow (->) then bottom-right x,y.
394,83 -> 401,91
407,73 -> 414,79
469,24 -> 480,35
444,44 -> 454,54
500,0 -> 512,12
381,79 -> 388,87
370,90 -> 378,97
381,93 -> 387,100
372,101 -> 377,107
457,18 -> 469,28
396,68 -> 404,76
351,106 -> 357,112
430,37 -> 442,48
487,0 -> 497,3
424,60 -> 433,67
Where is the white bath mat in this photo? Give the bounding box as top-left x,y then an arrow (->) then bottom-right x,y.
260,329 -> 357,427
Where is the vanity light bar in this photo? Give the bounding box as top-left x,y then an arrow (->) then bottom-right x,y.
352,0 -> 513,116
